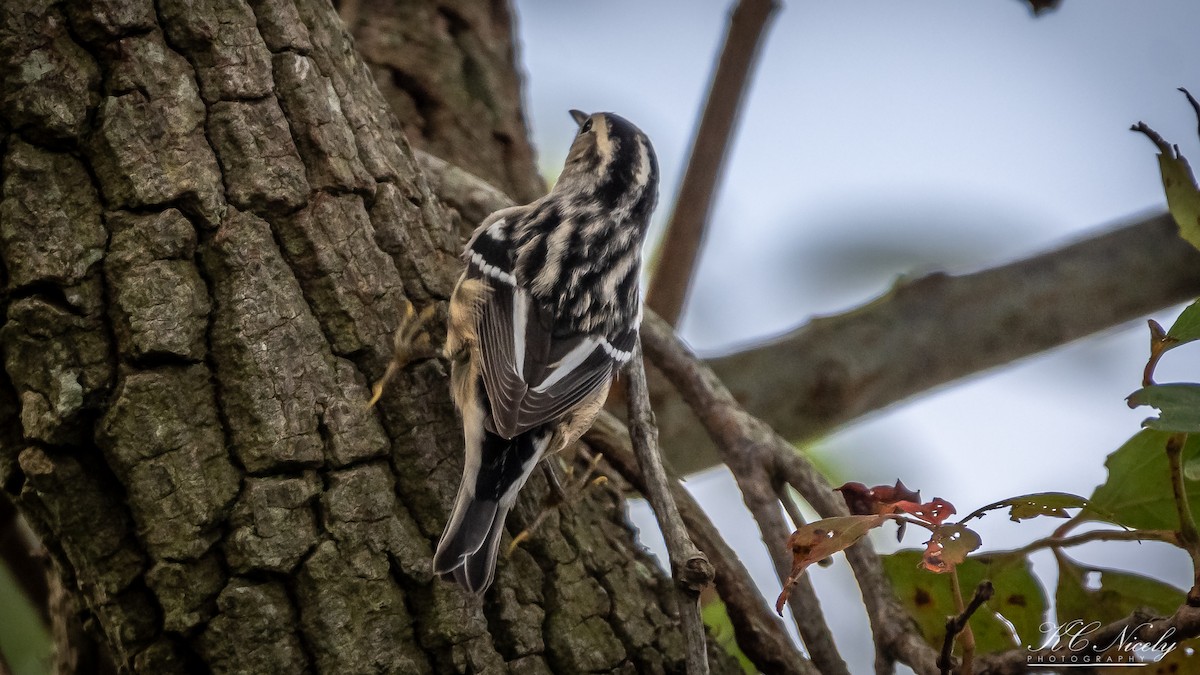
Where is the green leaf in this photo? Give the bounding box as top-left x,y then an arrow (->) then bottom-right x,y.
1087,429 -> 1200,529
883,551 -> 1047,655
1185,454 -> 1200,482
1127,384 -> 1200,432
1129,637 -> 1200,673
1055,552 -> 1182,627
0,558 -> 51,675
1137,105 -> 1200,252
1167,299 -> 1200,348
962,492 -> 1090,523
700,596 -> 756,675
921,523 -> 982,574
1154,149 -> 1200,251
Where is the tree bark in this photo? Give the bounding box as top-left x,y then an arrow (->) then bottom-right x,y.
0,1 -> 735,673
340,0 -> 544,204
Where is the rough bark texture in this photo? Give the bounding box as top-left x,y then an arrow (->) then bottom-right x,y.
340,0 -> 544,204
0,1 -> 735,672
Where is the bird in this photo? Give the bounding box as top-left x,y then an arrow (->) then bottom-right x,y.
431,109 -> 660,593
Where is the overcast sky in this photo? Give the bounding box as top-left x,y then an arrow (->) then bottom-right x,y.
513,2 -> 1200,671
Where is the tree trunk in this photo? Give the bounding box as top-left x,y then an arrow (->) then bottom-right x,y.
0,0 -> 736,672
341,0 -> 545,204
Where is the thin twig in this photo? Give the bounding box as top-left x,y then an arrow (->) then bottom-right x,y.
639,316 -> 854,675
645,0 -> 780,325
733,459 -> 851,675
939,580 -> 993,675
640,311 -> 942,675
624,338 -> 713,675
586,414 -> 816,675
948,571 -> 973,675
775,480 -> 808,532
983,527 -> 1177,560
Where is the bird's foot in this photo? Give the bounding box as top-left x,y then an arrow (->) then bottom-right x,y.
507,452 -> 608,555
368,299 -> 438,407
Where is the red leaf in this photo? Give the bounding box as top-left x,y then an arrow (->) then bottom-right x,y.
896,498 -> 957,526
834,482 -> 877,516
871,479 -> 921,505
835,479 -> 921,516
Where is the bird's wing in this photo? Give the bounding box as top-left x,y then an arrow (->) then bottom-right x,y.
463,219 -> 635,438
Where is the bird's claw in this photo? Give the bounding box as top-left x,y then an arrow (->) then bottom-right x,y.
367,300 -> 439,407
506,453 -> 607,556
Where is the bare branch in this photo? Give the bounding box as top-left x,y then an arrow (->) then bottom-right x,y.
640,311 -> 942,675
738,458 -> 850,675
776,481 -> 808,532
661,212 -> 1200,473
639,314 -> 858,675
586,413 -> 816,675
984,527 -> 1177,559
645,0 -> 780,326
415,150 -> 515,230
624,339 -> 713,674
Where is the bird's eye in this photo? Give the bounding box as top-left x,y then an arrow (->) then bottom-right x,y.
580,118 -> 593,133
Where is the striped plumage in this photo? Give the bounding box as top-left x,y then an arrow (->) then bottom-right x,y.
433,110 -> 659,593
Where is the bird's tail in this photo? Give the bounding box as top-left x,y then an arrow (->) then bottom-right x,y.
433,427 -> 549,593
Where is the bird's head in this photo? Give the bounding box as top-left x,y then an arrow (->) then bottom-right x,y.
557,110 -> 659,221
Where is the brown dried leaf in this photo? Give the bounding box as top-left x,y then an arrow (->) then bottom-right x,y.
775,515 -> 890,614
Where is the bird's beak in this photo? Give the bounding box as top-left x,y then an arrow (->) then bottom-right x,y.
569,109 -> 590,128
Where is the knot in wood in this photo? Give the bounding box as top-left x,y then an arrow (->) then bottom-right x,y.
677,552 -> 715,594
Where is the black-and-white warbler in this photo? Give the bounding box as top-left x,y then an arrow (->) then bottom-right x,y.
433,110 -> 659,592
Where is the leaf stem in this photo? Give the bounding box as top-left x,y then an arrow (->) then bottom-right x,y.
1166,432 -> 1200,605
1142,319 -> 1176,387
